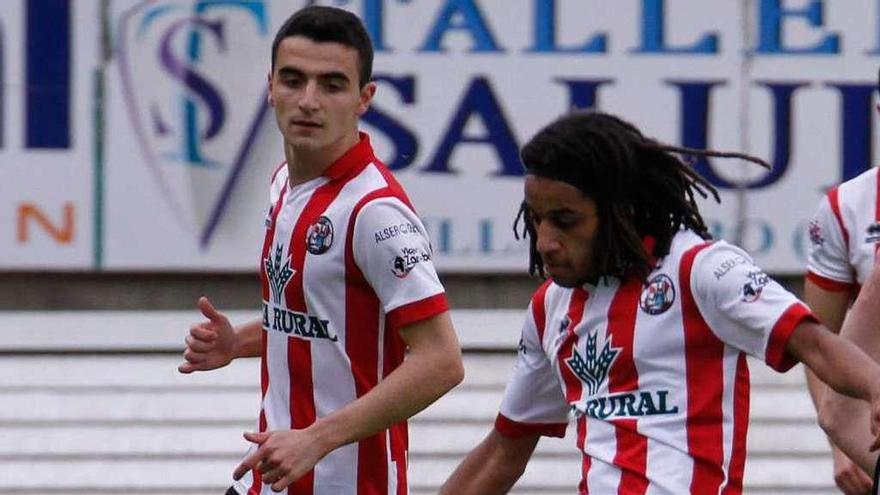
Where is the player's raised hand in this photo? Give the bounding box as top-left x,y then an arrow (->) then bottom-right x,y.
233,429 -> 327,491
178,296 -> 237,373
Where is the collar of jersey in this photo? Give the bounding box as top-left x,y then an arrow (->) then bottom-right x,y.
322,131 -> 376,181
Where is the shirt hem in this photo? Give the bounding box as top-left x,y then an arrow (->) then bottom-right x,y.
494,413 -> 567,438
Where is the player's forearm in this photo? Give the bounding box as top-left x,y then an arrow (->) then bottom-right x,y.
792,324 -> 880,403
821,389 -> 878,474
802,280 -> 849,412
305,325 -> 463,454
232,318 -> 264,359
440,430 -> 536,495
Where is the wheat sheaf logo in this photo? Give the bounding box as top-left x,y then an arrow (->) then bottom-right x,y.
566,331 -> 620,396
265,244 -> 294,304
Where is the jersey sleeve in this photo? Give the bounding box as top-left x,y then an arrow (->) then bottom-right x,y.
806,194 -> 856,291
691,241 -> 815,372
352,197 -> 447,330
496,303 -> 569,438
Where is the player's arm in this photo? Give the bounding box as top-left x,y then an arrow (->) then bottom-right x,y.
233,311 -> 464,490
178,296 -> 262,373
819,258 -> 880,474
785,295 -> 880,459
439,429 -> 539,494
801,281 -> 872,492
787,319 -> 880,417
803,280 -> 851,407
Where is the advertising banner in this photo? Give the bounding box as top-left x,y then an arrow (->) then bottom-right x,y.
3,0 -> 879,273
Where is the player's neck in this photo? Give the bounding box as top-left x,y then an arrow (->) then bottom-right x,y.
285,132 -> 359,186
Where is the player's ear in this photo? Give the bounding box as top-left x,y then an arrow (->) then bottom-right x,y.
357,81 -> 377,116
267,72 -> 275,107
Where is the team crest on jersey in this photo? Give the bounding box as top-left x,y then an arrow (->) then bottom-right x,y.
640,274 -> 675,315
265,244 -> 295,304
808,220 -> 825,246
865,222 -> 880,244
306,216 -> 334,255
566,331 -> 620,396
741,270 -> 770,302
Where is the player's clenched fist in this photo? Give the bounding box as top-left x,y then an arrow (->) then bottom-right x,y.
178,296 -> 237,373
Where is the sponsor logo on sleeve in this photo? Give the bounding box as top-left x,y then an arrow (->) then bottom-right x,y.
374,222 -> 421,243
741,270 -> 770,302
712,254 -> 750,280
306,216 -> 334,255
809,220 -> 825,246
639,274 -> 675,315
390,246 -> 432,278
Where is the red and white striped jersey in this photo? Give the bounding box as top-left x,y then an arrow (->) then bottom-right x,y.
496,230 -> 814,495
807,167 -> 880,291
233,133 -> 448,495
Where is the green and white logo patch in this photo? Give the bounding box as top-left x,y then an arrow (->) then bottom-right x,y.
566,331 -> 678,420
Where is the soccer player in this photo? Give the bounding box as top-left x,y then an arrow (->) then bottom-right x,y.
805,103 -> 880,492
178,6 -> 464,494
439,110 -> 880,494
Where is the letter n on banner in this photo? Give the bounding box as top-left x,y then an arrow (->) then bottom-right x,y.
17,202 -> 75,244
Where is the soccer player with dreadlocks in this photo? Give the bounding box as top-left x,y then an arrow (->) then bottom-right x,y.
439,110 -> 880,494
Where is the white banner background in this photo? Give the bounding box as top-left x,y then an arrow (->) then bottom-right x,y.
3,0 -> 879,273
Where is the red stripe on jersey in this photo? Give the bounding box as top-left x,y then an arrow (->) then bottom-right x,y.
828,187 -> 850,252
805,271 -> 856,293
557,288 -> 590,403
680,241 -> 726,494
557,289 -> 589,490
383,313 -> 409,495
382,317 -> 409,494
532,280 -> 552,341
765,303 -> 813,372
606,278 -> 648,494
252,186 -> 287,495
386,293 -> 449,330
577,416 -> 590,495
285,178 -> 356,494
250,334 -> 269,495
345,187 -> 396,495
720,353 -> 750,495
494,413 -> 567,438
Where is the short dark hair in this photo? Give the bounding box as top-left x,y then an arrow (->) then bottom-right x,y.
270,6 -> 373,88
515,110 -> 770,282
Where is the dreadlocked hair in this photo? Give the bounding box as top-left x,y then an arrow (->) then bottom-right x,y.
513,110 -> 771,282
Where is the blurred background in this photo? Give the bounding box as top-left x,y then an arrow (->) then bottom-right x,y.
1,0 -> 878,493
